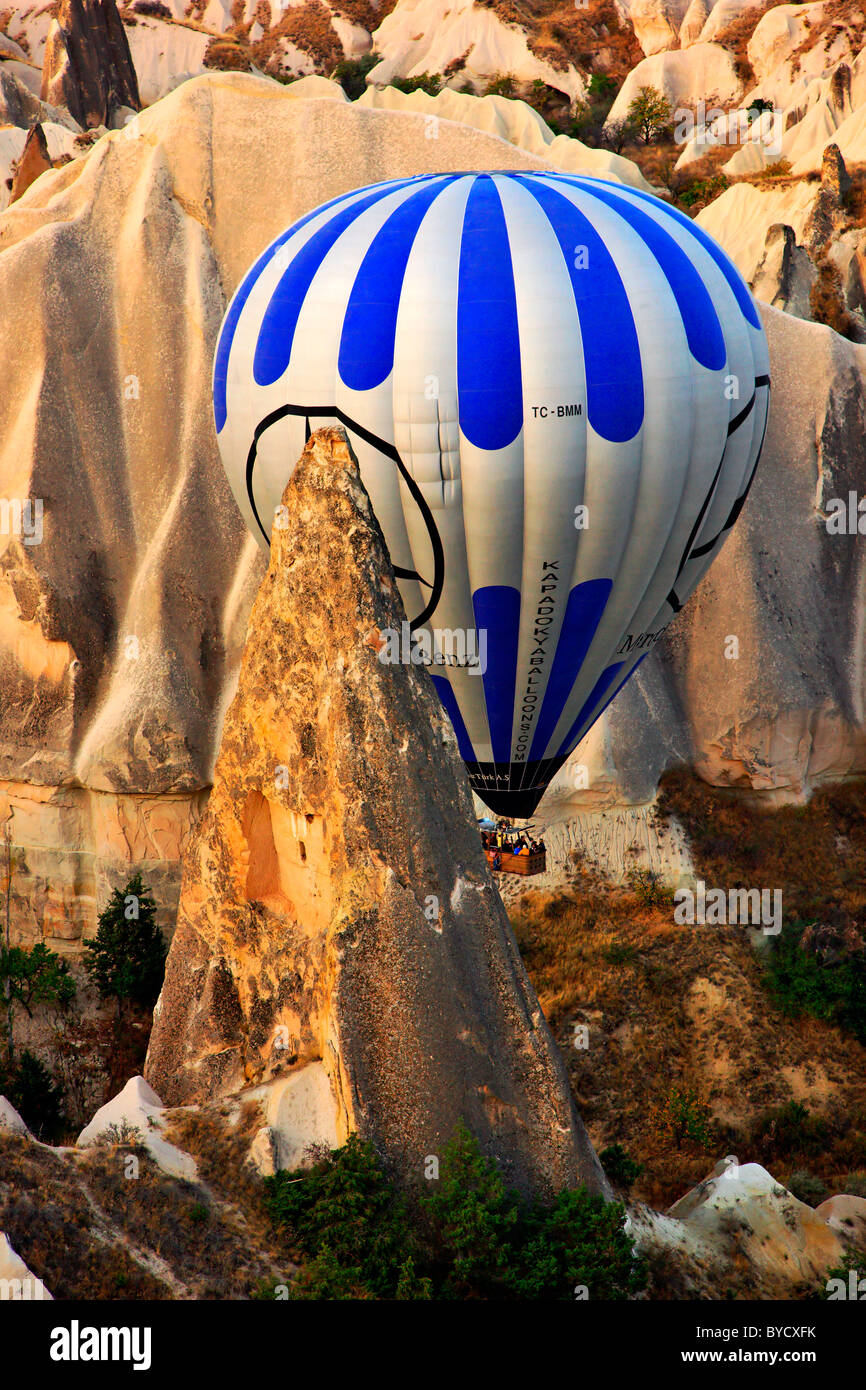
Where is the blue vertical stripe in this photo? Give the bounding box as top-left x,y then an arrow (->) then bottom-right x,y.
338,177 -> 456,391
252,178 -> 435,388
457,176 -> 523,451
516,175 -> 644,443
214,184 -> 373,431
528,578 -> 612,762
573,176 -> 761,329
567,178 -> 726,371
473,586 -> 521,765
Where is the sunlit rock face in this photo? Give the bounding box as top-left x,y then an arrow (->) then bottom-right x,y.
145,428 -> 607,1198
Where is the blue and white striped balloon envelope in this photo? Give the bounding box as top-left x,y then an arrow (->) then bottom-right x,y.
213,171 -> 770,818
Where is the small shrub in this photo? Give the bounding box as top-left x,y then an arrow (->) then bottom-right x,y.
758,158 -> 792,179
678,173 -> 729,209
754,1101 -> 831,1163
484,72 -> 516,98
101,1119 -> 143,1147
627,867 -> 673,908
603,943 -> 637,966
787,1169 -> 830,1207
649,1086 -> 714,1152
0,942 -> 75,1018
392,71 -> 442,96
331,52 -> 377,99
763,920 -> 866,1044
843,1173 -> 866,1198
600,1143 -> 644,1190
820,1246 -> 866,1299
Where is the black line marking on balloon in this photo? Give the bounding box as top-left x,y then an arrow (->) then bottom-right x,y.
245,403 -> 445,630
666,375 -> 770,613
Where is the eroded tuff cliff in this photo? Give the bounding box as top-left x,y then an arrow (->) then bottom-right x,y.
1,73 -> 865,940
144,428 -> 606,1198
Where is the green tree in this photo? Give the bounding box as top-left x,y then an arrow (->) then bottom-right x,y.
264,1122 -> 644,1300
627,85 -> 672,143
0,943 -> 75,1019
83,874 -> 166,1018
0,1048 -> 66,1142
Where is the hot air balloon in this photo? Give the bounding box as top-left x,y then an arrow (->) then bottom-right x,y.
213,171 -> 770,818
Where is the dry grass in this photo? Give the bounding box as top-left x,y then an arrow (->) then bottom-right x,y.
163,1101 -> 265,1212
810,258 -> 860,337
659,770 -> 866,924
203,34 -> 253,70
0,1133 -> 171,1299
0,1108 -> 293,1299
510,774 -> 866,1209
252,0 -> 344,73
475,0 -> 642,84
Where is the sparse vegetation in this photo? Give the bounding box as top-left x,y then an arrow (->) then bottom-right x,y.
810,259 -> 860,339
787,1169 -> 830,1206
763,918 -> 866,1044
392,71 -> 443,96
649,1086 -> 715,1153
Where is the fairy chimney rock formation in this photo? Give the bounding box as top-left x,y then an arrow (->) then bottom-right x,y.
145,427 -> 606,1198
41,0 -> 140,129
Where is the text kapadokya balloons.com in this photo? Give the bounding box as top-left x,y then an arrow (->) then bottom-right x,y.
213,171 -> 770,818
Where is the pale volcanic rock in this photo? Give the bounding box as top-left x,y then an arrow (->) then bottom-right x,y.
678,0 -> 710,48
145,428 -> 606,1198
123,17 -> 210,107
357,84 -> 654,189
77,1075 -> 198,1180
0,63 -> 80,129
816,1194 -> 866,1249
0,1097 -> 30,1135
696,0 -> 762,45
630,1161 -> 848,1297
369,0 -> 586,102
628,0 -> 690,56
606,42 -> 743,126
41,0 -> 140,128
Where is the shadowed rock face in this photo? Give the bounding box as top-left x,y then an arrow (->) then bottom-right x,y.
9,125 -> 51,205
145,427 -> 607,1199
41,0 -> 140,128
